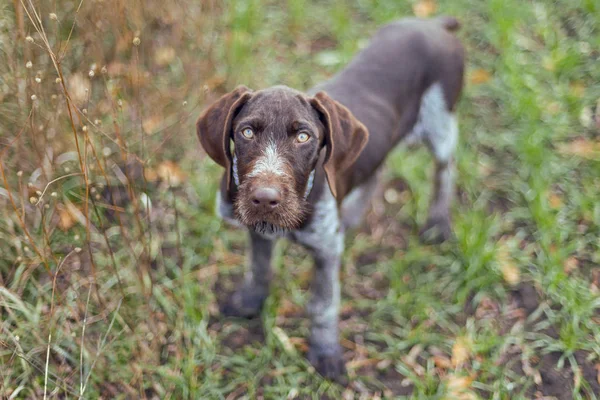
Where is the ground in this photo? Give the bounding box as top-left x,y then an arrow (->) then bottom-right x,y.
0,0 -> 599,399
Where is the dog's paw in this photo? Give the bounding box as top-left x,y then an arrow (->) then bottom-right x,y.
307,344 -> 348,384
419,216 -> 452,244
220,288 -> 267,319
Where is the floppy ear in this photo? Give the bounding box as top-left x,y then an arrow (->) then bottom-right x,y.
196,85 -> 252,190
310,91 -> 369,198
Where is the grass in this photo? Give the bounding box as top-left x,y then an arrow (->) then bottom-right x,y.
1,0 -> 599,398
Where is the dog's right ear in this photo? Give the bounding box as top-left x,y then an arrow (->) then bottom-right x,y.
196,85 -> 252,190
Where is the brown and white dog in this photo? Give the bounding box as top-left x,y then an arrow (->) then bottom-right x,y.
197,16 -> 465,382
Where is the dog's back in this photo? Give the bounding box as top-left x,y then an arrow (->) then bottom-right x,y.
311,17 -> 465,199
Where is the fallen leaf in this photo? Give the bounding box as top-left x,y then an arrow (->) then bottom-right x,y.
57,204 -> 76,231
157,160 -> 186,186
277,299 -> 303,317
142,116 -> 162,134
144,167 -> 159,183
413,0 -> 437,17
548,192 -> 563,209
469,68 -> 492,85
445,374 -> 476,400
497,242 -> 520,286
154,46 -> 176,67
451,337 -> 471,368
433,355 -> 453,370
557,138 -> 600,160
563,256 -> 579,274
288,337 -> 309,352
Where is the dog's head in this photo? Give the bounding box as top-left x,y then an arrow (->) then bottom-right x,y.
197,85 -> 368,234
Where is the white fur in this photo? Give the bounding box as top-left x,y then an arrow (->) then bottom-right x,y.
248,141 -> 286,177
216,191 -> 243,228
404,82 -> 458,163
292,184 -> 344,255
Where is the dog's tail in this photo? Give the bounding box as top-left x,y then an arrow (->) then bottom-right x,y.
435,16 -> 461,32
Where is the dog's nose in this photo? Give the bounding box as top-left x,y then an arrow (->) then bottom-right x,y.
251,187 -> 281,209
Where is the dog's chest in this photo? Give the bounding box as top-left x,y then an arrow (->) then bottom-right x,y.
216,184 -> 343,251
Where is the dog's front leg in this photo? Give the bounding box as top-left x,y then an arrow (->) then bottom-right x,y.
221,230 -> 275,318
306,236 -> 346,382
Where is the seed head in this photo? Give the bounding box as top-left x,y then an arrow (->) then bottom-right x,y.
29,196 -> 37,204
51,192 -> 57,197
49,13 -> 58,20
133,37 -> 141,46
82,125 -> 88,132
35,77 -> 41,83
26,61 -> 32,68
88,70 -> 95,78
17,171 -> 23,177
101,65 -> 107,74
31,94 -> 37,101
26,36 -> 34,43
55,77 -> 61,83
74,247 -> 82,253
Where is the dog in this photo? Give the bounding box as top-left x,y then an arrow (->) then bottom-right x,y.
196,16 -> 465,382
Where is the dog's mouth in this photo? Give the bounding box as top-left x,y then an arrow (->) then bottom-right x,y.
252,221 -> 288,237
234,187 -> 307,233
234,203 -> 306,232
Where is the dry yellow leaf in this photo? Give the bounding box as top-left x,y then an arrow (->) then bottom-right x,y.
277,299 -> 302,317
433,355 -> 452,370
451,337 -> 471,368
469,69 -> 492,85
144,167 -> 159,183
557,139 -> 600,160
57,205 -> 76,231
498,247 -> 520,286
142,116 -> 162,134
564,256 -> 579,274
548,192 -> 563,209
157,160 -> 186,186
413,0 -> 437,17
154,46 -> 176,67
445,374 -> 477,400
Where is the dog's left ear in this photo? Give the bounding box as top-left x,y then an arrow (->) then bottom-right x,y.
310,91 -> 369,198
196,85 -> 253,191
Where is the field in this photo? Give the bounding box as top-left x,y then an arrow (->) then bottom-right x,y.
1,0 -> 599,398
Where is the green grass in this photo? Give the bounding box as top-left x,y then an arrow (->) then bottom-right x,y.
1,0 -> 599,398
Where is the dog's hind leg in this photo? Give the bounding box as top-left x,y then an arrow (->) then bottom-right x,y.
418,83 -> 458,243
221,230 -> 275,318
341,171 -> 380,229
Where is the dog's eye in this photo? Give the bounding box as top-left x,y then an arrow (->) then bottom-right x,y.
241,128 -> 254,139
296,132 -> 310,143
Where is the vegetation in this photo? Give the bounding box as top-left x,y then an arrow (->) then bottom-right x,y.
1,0 -> 599,398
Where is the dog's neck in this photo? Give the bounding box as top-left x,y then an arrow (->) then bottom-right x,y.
232,154 -> 316,199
